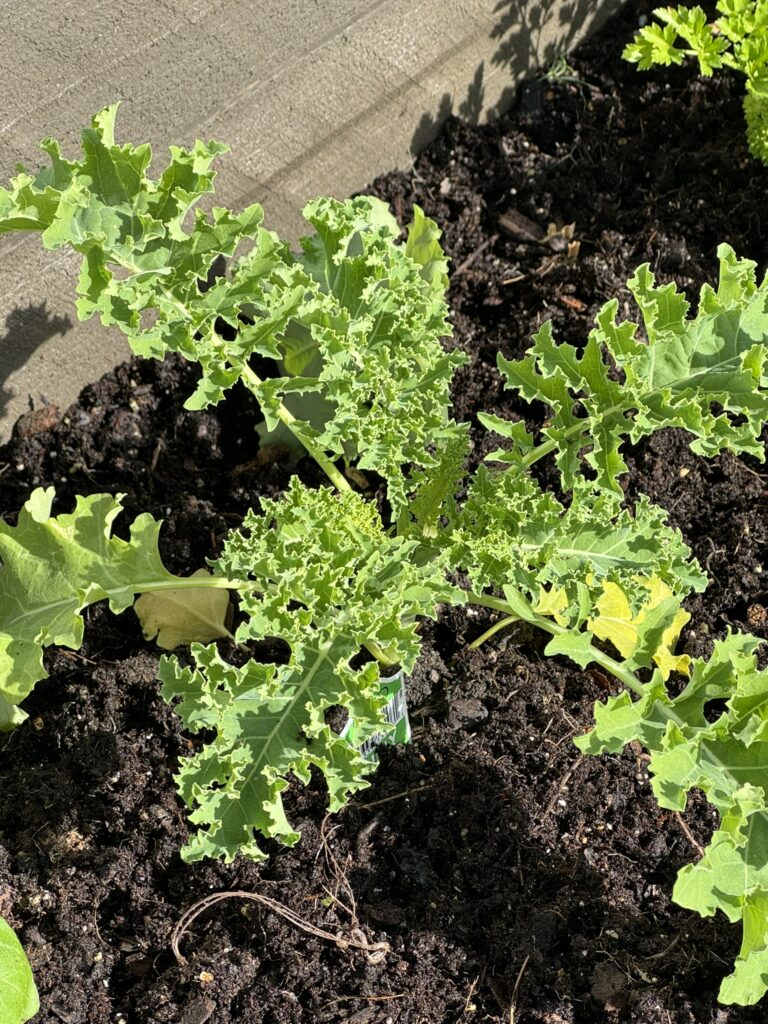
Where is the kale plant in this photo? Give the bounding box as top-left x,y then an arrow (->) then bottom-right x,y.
1,108 -> 768,1004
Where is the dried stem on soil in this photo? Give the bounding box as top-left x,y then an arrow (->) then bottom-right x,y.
171,890 -> 389,966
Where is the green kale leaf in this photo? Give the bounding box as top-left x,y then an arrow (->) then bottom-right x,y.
0,488 -> 177,726
451,467 -> 705,626
160,480 -> 460,862
0,917 -> 38,1024
578,633 -> 768,1004
488,245 -> 768,492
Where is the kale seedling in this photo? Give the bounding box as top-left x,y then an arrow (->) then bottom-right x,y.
1,108 -> 768,1004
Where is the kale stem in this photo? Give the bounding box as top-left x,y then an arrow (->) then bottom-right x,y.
519,436 -> 558,468
465,591 -> 514,614
136,576 -> 255,593
365,640 -> 400,667
468,615 -> 520,649
532,615 -> 646,697
517,399 -> 631,470
239,365 -> 352,493
117,254 -> 352,494
466,590 -> 645,696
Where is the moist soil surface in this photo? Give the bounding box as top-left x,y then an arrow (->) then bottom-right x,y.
2,4 -> 768,1022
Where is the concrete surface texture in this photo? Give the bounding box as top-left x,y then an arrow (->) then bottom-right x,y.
0,0 -> 619,440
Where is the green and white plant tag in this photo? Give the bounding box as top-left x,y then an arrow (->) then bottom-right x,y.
341,670 -> 411,762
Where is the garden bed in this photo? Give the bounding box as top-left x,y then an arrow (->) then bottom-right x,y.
1,2 -> 767,1021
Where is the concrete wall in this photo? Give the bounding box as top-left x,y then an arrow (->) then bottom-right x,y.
0,0 -> 619,439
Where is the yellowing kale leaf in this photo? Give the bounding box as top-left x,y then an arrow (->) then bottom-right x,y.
586,578 -> 691,681
160,480 -> 460,862
451,467 -> 706,627
134,568 -> 231,649
488,245 -> 768,492
0,488 -> 181,728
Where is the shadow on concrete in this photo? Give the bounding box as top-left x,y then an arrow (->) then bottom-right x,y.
0,302 -> 73,424
410,0 -> 621,156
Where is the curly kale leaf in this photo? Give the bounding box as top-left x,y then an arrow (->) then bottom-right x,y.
160,480 -> 460,862
578,633 -> 768,1005
450,466 -> 705,627
0,103 -> 295,406
249,194 -> 468,519
0,488 -> 176,728
487,245 -> 768,492
0,107 -> 465,518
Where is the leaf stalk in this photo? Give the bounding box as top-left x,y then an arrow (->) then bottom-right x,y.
466,590 -> 645,696
239,364 -> 351,493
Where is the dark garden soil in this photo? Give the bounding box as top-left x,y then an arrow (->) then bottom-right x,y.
2,2 -> 768,1022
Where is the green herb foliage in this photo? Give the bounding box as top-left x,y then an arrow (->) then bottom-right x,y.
1,109 -> 768,1004
624,1 -> 768,162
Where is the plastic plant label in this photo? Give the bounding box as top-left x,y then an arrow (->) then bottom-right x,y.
341,670 -> 411,761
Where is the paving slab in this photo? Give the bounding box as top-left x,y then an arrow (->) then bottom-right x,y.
0,0 -> 619,439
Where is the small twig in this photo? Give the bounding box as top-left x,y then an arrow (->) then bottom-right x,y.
149,439 -> 162,473
171,890 -> 389,966
454,235 -> 498,276
736,461 -> 767,481
674,811 -> 704,857
354,818 -> 380,856
463,974 -> 480,1014
353,783 -> 433,810
540,756 -> 583,818
509,954 -> 530,1023
321,992 -> 405,1008
57,649 -> 97,665
535,255 -> 559,278
644,932 -> 682,963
